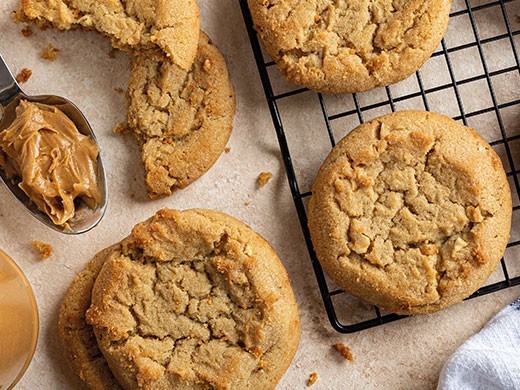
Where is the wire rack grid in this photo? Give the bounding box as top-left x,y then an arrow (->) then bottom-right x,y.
239,0 -> 520,333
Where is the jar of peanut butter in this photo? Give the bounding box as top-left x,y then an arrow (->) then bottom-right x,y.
0,250 -> 38,389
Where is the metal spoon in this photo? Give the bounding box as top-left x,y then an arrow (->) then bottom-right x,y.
0,54 -> 108,234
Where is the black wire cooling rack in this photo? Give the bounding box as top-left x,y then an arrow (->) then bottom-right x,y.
239,0 -> 520,333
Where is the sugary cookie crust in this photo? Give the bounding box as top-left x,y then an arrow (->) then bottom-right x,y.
248,0 -> 451,94
127,33 -> 235,199
14,0 -> 200,70
86,209 -> 300,389
308,111 -> 512,314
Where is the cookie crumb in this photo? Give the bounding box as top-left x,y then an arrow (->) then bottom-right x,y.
244,201 -> 252,206
307,372 -> 318,386
113,122 -> 129,134
333,343 -> 354,362
21,26 -> 33,37
108,48 -> 117,59
15,68 -> 32,84
114,87 -> 124,94
224,147 -> 231,154
203,59 -> 212,72
41,44 -> 60,61
257,172 -> 273,188
31,240 -> 53,259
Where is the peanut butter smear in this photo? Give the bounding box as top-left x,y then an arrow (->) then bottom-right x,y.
0,100 -> 101,225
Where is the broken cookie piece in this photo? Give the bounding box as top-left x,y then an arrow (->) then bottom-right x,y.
127,32 -> 235,198
14,0 -> 200,70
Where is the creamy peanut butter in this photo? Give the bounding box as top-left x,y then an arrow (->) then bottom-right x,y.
0,100 -> 101,225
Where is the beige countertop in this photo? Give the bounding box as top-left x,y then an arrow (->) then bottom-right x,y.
0,0 -> 519,389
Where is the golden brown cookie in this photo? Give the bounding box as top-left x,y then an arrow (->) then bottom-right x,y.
71,209 -> 300,389
308,111 -> 512,315
14,0 -> 200,70
127,32 -> 235,199
58,246 -> 122,389
248,0 -> 451,94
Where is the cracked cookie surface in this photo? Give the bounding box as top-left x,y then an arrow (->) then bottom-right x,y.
128,32 -> 235,199
14,0 -> 200,70
308,111 -> 511,314
248,0 -> 451,94
86,209 -> 300,389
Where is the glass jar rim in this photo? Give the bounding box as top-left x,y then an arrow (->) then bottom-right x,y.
0,249 -> 39,390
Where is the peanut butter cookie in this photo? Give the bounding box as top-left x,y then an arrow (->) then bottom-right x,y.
14,0 -> 200,70
308,111 -> 512,315
248,0 -> 451,94
127,32 -> 235,198
58,245 -> 122,389
61,209 -> 300,389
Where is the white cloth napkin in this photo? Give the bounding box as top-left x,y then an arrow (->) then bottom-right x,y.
438,298 -> 520,390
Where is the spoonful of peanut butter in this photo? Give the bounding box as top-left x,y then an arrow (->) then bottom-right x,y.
0,100 -> 101,225
0,54 -> 107,233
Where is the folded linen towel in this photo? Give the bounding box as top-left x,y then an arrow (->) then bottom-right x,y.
438,298 -> 520,390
